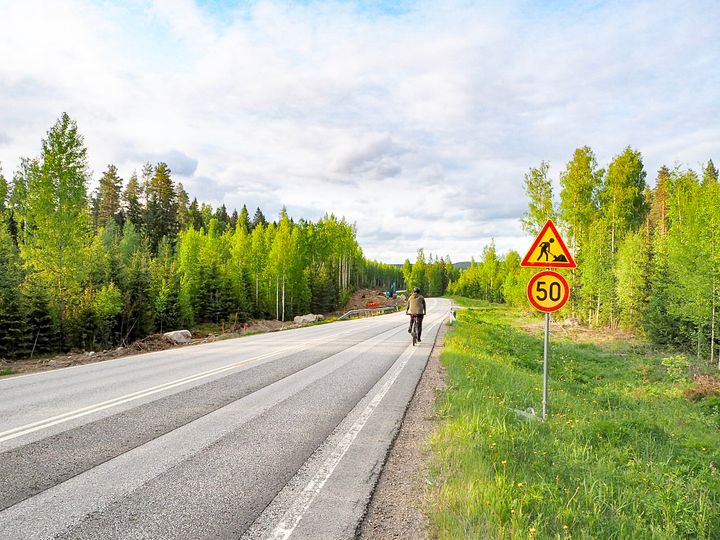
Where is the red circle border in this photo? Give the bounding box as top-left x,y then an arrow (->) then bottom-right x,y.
526,270 -> 570,313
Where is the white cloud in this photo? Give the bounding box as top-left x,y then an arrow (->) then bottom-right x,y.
0,0 -> 718,262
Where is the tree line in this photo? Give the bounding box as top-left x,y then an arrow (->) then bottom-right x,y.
400,249 -> 458,297
0,113 -> 403,358
450,146 -> 720,368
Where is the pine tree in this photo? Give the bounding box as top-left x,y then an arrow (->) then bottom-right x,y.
21,113 -> 91,348
97,164 -> 123,229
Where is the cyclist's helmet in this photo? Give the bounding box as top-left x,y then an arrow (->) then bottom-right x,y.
413,287 -> 420,293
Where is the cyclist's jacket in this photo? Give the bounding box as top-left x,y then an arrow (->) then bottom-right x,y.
406,293 -> 426,315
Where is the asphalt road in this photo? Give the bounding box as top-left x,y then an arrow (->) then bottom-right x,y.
0,298 -> 450,540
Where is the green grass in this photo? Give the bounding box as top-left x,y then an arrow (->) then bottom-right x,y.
0,369 -> 15,377
428,302 -> 720,539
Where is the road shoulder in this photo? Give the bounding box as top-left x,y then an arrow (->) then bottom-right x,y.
357,320 -> 449,539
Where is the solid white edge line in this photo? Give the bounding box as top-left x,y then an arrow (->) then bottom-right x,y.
268,315 -> 443,540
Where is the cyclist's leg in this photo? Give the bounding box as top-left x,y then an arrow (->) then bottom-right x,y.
408,316 -> 413,333
417,315 -> 424,341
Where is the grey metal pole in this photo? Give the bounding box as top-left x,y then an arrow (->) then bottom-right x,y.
542,312 -> 550,420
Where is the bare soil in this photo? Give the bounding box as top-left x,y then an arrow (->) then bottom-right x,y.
358,321 -> 449,539
342,288 -> 402,312
518,319 -> 639,346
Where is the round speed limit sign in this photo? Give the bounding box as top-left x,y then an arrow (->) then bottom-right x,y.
527,270 -> 569,313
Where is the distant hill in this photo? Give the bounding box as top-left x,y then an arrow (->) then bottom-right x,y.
453,261 -> 472,270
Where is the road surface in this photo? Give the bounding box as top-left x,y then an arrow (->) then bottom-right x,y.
0,298 -> 450,539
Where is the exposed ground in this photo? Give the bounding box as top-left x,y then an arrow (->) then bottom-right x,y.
0,289 -> 401,377
358,320 -> 449,539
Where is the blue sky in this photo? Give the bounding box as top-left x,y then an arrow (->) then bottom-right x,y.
0,0 -> 718,262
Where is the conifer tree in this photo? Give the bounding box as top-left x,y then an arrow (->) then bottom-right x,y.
123,172 -> 144,229
0,163 -> 7,216
0,226 -> 26,358
252,207 -> 267,229
703,159 -> 718,186
176,182 -> 190,231
145,162 -> 177,252
97,164 -> 123,229
189,198 -> 202,230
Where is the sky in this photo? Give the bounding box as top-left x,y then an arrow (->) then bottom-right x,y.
0,0 -> 718,263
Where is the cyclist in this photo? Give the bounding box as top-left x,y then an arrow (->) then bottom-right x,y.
406,286 -> 427,342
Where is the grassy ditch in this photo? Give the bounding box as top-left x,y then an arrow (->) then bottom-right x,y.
428,301 -> 720,539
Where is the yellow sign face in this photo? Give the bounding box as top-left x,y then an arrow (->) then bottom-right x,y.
527,271 -> 570,313
521,219 -> 576,268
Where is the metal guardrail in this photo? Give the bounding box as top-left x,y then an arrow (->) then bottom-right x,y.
337,305 -> 402,320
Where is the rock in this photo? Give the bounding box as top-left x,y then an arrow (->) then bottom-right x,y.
163,330 -> 193,344
293,313 -> 325,324
562,317 -> 580,327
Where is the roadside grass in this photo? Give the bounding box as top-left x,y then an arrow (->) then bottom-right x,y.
428,302 -> 720,539
0,369 -> 15,377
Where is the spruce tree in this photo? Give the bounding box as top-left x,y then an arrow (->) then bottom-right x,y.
145,162 -> 177,253
251,207 -> 267,230
189,198 -> 202,230
176,183 -> 190,232
703,159 -> 718,186
0,226 -> 26,358
0,163 -> 7,215
123,171 -> 144,229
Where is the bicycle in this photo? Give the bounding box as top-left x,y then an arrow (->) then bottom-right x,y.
409,314 -> 420,346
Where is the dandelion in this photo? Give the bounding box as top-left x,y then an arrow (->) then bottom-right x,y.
501,460 -> 507,465
529,527 -> 537,537
563,525 -> 569,529
517,482 -> 524,488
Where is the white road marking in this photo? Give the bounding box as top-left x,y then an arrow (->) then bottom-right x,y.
0,323 -> 376,444
268,316 -> 442,540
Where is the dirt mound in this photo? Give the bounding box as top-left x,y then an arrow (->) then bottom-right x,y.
344,288 -> 402,312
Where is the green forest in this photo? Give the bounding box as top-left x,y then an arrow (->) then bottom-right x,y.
450,146 -> 720,368
0,113 -> 405,357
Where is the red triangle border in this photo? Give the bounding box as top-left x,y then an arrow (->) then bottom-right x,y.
520,219 -> 577,268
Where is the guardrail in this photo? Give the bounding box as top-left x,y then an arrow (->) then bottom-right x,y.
337,305 -> 402,321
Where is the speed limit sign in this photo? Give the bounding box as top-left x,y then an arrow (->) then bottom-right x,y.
527,270 -> 569,313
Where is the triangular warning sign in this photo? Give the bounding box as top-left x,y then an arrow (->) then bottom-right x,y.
521,219 -> 576,268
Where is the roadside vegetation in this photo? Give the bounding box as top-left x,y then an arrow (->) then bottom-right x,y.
0,113 -> 404,359
428,300 -> 720,539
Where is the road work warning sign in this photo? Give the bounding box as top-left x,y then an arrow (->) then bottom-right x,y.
521,219 -> 576,269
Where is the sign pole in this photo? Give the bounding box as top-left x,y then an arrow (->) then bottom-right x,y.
522,219 -> 576,423
542,312 -> 549,420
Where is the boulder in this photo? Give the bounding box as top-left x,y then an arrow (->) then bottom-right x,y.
293,314 -> 325,324
163,330 -> 193,344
